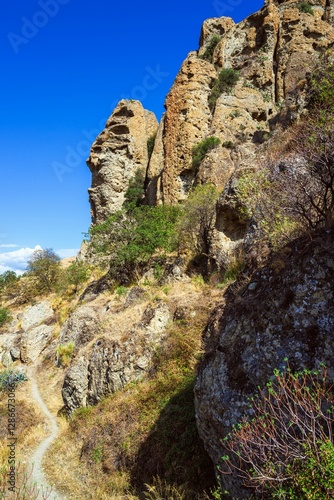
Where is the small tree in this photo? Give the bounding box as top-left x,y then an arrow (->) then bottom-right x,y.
27,248 -> 61,293
90,205 -> 181,282
268,119 -> 334,230
64,260 -> 90,293
0,307 -> 11,326
0,271 -> 20,301
177,183 -> 219,258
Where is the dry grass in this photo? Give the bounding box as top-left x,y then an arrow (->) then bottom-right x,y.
41,279 -> 218,499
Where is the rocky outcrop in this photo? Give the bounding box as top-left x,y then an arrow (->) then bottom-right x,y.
145,0 -> 334,206
19,301 -> 55,364
0,300 -> 56,366
194,229 -> 334,497
20,325 -> 54,364
20,301 -> 55,331
87,100 -> 158,225
62,301 -> 171,414
58,305 -> 100,352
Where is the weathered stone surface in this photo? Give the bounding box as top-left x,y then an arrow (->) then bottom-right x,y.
198,17 -> 235,57
154,53 -> 217,204
20,325 -> 54,363
58,305 -> 100,352
61,356 -> 89,414
20,300 -> 54,331
195,230 -> 334,497
87,100 -> 158,224
62,302 -> 171,413
0,333 -> 20,366
146,0 -> 334,205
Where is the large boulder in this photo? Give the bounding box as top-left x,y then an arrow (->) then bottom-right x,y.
195,229 -> 334,497
62,302 -> 171,414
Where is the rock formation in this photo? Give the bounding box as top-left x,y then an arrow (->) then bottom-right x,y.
61,299 -> 171,414
146,0 -> 334,206
87,100 -> 158,225
194,229 -> 334,497
0,301 -> 56,366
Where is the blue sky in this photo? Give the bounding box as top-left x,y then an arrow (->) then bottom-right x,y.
0,0 -> 264,273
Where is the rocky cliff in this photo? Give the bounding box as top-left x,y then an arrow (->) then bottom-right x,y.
87,100 -> 158,225
1,2 -> 334,497
88,0 -> 334,261
194,228 -> 334,497
146,0 -> 334,206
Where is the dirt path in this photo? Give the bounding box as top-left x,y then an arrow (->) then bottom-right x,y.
27,367 -> 65,500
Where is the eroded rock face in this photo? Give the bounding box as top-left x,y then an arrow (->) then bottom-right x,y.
20,301 -> 55,331
146,0 -> 334,205
87,100 -> 158,225
62,302 -> 171,414
58,305 -> 100,352
194,230 -> 334,497
0,300 -> 55,366
20,325 -> 54,364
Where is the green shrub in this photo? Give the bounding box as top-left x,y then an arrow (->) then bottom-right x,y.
115,285 -> 128,297
298,2 -> 314,15
147,133 -> 157,159
192,136 -> 221,170
0,307 -> 11,326
56,342 -> 75,367
0,271 -> 19,291
177,183 -> 219,258
308,61 -> 334,113
0,369 -> 27,391
124,168 -> 146,211
220,362 -> 334,498
199,34 -> 221,63
63,260 -> 90,293
0,271 -> 20,302
209,68 -> 239,110
90,205 -> 181,282
222,140 -> 235,149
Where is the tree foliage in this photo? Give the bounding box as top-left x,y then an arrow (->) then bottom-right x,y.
90,205 -> 181,282
177,183 -> 219,257
63,260 -> 90,293
27,248 -> 61,292
0,307 -> 11,326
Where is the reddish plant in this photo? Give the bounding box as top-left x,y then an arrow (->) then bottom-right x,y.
220,363 -> 334,497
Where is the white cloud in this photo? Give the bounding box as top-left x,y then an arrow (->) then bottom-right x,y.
0,246 -> 79,275
0,245 -> 42,274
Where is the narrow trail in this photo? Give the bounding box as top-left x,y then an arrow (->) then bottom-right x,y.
26,367 -> 65,500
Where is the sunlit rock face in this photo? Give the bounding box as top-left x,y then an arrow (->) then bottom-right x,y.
146,0 -> 334,206
87,99 -> 158,225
